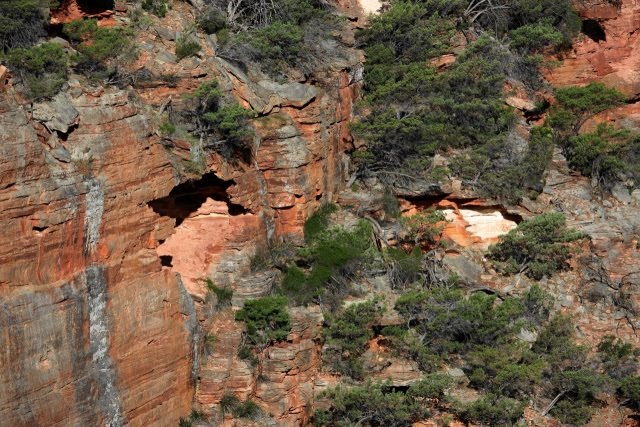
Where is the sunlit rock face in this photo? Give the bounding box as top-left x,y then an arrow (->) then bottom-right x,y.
359,0 -> 383,14
441,208 -> 518,249
545,0 -> 640,98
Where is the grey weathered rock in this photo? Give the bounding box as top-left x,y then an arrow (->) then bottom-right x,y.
517,328 -> 538,343
32,92 -> 79,133
256,80 -> 317,109
612,183 -> 632,204
155,26 -> 176,41
276,125 -> 299,139
447,368 -> 466,378
50,147 -> 72,163
444,254 -> 482,285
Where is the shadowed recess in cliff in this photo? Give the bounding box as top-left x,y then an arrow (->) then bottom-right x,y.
148,173 -> 248,226
77,0 -> 114,14
582,19 -> 607,42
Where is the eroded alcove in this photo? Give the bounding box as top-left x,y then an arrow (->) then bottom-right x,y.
582,19 -> 607,42
148,173 -> 264,299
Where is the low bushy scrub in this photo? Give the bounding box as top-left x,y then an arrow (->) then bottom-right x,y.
4,41 -> 67,100
314,378 -> 452,427
0,0 -> 49,51
210,0 -> 344,77
545,83 -> 638,189
175,30 -> 201,61
235,296 -> 291,348
322,299 -> 384,379
303,203 -> 338,243
63,18 -> 135,76
141,0 -> 169,17
488,212 -> 586,279
352,0 -> 581,202
203,278 -> 233,309
181,79 -> 254,161
281,219 -> 376,309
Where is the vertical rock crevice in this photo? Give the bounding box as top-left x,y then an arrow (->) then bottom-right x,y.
85,265 -> 124,427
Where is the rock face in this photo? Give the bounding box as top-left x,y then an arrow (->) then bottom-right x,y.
545,0 -> 640,98
0,1 -> 363,425
0,88 -> 196,426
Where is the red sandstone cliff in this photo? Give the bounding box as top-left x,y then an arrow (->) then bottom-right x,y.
3,0 -> 640,426
0,0 -> 364,425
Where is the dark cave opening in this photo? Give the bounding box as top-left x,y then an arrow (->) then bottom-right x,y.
159,255 -> 173,267
582,19 -> 607,42
148,172 -> 248,226
77,0 -> 115,14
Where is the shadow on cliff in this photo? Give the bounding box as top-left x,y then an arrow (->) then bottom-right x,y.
148,173 -> 248,227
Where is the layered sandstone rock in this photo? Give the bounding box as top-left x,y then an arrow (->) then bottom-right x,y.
0,1 -> 363,425
0,86 -> 196,426
545,0 -> 640,98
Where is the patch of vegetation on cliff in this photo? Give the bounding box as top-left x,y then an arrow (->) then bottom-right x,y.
322,299 -> 385,379
313,377 -> 451,426
352,0 -> 580,202
179,79 -> 254,161
63,18 -> 136,78
488,212 -> 587,279
4,41 -> 68,100
198,0 -> 346,77
281,219 -> 377,310
235,295 -> 291,348
315,277 -> 628,426
0,0 -> 50,52
546,82 -> 640,190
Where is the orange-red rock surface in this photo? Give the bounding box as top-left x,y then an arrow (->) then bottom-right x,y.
0,88 -> 195,426
545,0 -> 640,97
0,1 -> 363,425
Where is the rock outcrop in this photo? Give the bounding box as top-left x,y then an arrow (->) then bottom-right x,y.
0,86 -> 196,426
0,1 -> 363,425
545,0 -> 640,98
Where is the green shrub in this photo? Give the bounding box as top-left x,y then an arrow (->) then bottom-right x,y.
303,221 -> 375,270
175,32 -> 201,61
141,0 -> 169,17
619,376 -> 640,410
0,0 -> 48,51
63,19 -> 134,73
304,203 -> 338,243
313,382 -> 426,427
235,296 -> 291,347
548,369 -> 604,425
566,123 -> 640,188
220,392 -> 240,414
5,42 -> 68,100
459,395 -> 525,426
203,278 -> 233,309
408,373 -> 452,401
323,299 -> 384,379
400,209 -> 446,246
488,212 -> 587,279
467,345 -> 544,398
353,0 -> 580,199
212,0 -> 339,76
198,7 -> 227,34
231,399 -> 262,419
509,23 -> 564,52
181,79 -> 254,160
384,246 -> 423,289
548,83 -> 625,152
291,220 -> 376,309
598,336 -> 639,379
159,118 -> 176,136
